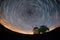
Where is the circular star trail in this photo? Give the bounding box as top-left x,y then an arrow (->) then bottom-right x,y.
0,0 -> 60,34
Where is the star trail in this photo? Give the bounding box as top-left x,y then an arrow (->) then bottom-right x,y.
0,0 -> 60,34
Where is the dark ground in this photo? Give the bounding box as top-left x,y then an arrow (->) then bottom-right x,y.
0,24 -> 60,40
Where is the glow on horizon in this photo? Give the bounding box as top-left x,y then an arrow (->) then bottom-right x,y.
1,18 -> 59,35
0,19 -> 33,35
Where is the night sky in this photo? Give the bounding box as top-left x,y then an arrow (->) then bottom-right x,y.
0,0 -> 60,34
